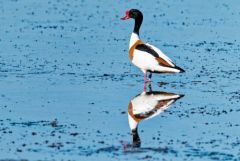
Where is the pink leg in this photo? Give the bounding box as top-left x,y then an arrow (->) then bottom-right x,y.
144,73 -> 151,83
144,82 -> 147,92
144,73 -> 147,82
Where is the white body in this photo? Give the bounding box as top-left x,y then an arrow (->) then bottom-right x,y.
128,91 -> 182,131
129,33 -> 181,73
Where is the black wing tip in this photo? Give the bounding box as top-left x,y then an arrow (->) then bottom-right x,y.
178,94 -> 185,99
174,94 -> 184,102
175,66 -> 185,73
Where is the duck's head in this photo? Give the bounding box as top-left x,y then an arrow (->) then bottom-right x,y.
121,9 -> 143,21
121,9 -> 143,35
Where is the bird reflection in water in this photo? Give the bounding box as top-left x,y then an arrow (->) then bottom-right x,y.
127,84 -> 184,148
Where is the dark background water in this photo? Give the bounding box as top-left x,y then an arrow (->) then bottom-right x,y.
0,0 -> 240,160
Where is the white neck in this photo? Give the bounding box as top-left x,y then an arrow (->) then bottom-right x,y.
129,32 -> 140,49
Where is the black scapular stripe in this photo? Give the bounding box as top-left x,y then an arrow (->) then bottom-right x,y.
135,44 -> 159,58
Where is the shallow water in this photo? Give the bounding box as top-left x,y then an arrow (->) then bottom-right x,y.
0,0 -> 240,160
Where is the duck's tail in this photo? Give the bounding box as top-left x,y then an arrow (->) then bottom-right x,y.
152,65 -> 185,73
174,65 -> 185,73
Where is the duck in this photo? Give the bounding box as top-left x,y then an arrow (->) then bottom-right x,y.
128,90 -> 184,147
121,9 -> 185,87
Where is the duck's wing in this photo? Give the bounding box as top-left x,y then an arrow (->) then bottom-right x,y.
146,43 -> 176,67
135,43 -> 175,68
132,92 -> 182,120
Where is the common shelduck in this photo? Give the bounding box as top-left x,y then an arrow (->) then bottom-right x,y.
121,9 -> 185,86
128,90 -> 184,147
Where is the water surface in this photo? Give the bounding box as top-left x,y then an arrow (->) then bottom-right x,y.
0,0 -> 240,160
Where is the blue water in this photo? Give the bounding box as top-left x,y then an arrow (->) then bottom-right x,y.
0,0 -> 240,160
